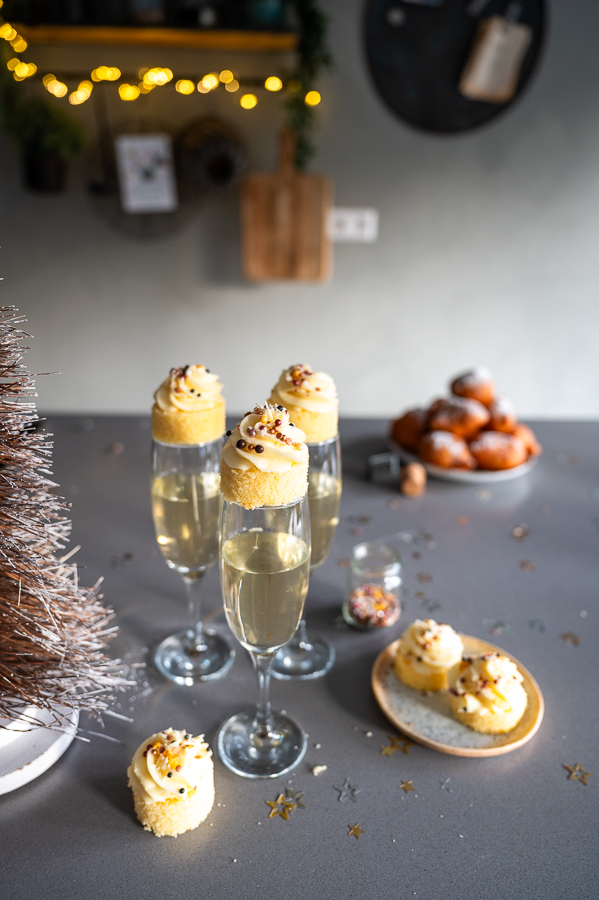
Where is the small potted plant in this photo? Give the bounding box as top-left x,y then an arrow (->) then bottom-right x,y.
4,97 -> 86,192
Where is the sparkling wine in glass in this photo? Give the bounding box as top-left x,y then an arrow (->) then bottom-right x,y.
217,495 -> 310,778
272,435 -> 341,680
151,438 -> 235,685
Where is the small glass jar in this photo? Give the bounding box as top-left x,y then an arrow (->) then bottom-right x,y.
343,541 -> 402,630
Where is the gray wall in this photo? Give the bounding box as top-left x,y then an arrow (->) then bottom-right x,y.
1,0 -> 598,417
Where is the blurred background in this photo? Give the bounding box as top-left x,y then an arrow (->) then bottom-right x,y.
0,0 -> 598,418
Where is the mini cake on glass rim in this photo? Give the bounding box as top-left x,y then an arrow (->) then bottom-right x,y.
151,363 -> 234,686
449,652 -> 528,734
269,364 -> 338,444
128,727 -> 214,837
152,365 -> 225,445
220,404 -> 308,510
394,618 -> 464,691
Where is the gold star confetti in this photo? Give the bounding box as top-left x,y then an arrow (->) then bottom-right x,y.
266,793 -> 296,820
416,572 -> 432,583
511,524 -> 529,540
284,788 -> 306,809
457,516 -> 468,525
399,780 -> 415,794
519,560 -> 536,572
561,632 -> 580,646
381,735 -> 414,756
348,823 -> 365,839
337,558 -> 350,568
564,763 -> 593,785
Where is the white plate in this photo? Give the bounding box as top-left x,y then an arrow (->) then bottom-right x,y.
0,706 -> 79,795
390,439 -> 538,484
371,635 -> 544,757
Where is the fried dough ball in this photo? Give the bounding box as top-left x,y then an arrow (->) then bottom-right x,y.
450,367 -> 495,408
428,396 -> 490,439
469,432 -> 527,470
417,431 -> 477,470
390,409 -> 427,452
513,423 -> 542,457
488,396 -> 517,433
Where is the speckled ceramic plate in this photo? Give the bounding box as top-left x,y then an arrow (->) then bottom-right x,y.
371,635 -> 544,757
389,440 -> 538,484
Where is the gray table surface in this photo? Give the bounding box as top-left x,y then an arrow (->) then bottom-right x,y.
1,417 -> 597,900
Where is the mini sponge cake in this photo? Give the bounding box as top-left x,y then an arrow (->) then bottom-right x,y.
395,619 -> 464,692
152,365 -> 225,445
128,728 -> 214,837
220,403 -> 309,509
449,652 -> 528,734
269,364 -> 338,443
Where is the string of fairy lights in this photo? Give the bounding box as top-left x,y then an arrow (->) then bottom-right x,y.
0,10 -> 322,110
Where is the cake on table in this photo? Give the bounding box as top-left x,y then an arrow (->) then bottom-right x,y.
449,652 -> 528,734
128,728 -> 214,837
220,403 -> 309,509
269,364 -> 338,443
152,364 -> 225,444
394,618 -> 464,691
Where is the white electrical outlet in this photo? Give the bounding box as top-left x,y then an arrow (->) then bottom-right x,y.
327,208 -> 379,243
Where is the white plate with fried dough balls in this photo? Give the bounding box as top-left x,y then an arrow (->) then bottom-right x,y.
390,441 -> 538,484
389,367 -> 542,483
371,635 -> 544,757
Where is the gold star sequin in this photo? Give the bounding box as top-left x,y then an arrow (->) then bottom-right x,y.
561,632 -> 580,646
266,793 -> 296,820
381,735 -> 414,757
399,780 -> 415,794
564,763 -> 593,785
348,823 -> 365,839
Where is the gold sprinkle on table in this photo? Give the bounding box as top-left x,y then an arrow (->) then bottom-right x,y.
416,572 -> 432,583
381,735 -> 414,757
563,763 -> 593,786
561,632 -> 580,646
519,560 -> 536,572
399,780 -> 415,794
348,823 -> 365,839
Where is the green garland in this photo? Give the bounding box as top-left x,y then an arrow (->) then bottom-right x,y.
286,0 -> 332,170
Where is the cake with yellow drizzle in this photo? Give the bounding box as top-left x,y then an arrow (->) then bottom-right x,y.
269,364 -> 338,443
449,652 -> 528,734
152,365 -> 225,445
220,403 -> 309,509
127,727 -> 214,837
394,618 -> 464,692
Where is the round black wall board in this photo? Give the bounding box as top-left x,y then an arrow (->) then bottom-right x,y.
364,0 -> 546,134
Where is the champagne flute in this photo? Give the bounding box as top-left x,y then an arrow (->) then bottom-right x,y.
272,435 -> 341,679
217,495 -> 310,778
151,438 -> 235,685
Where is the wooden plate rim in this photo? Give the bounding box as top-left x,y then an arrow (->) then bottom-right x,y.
371,636 -> 545,757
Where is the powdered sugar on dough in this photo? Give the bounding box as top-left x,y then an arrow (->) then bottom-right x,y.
455,367 -> 493,387
427,430 -> 467,453
490,396 -> 515,417
470,432 -> 523,452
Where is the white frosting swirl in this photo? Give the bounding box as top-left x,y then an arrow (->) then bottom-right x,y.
271,364 -> 338,415
154,365 -> 224,413
127,728 -> 212,804
399,619 -> 463,673
451,652 -> 525,716
222,403 -> 308,474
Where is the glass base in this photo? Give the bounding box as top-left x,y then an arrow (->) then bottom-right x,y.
271,629 -> 336,680
217,710 -> 307,779
154,629 -> 235,685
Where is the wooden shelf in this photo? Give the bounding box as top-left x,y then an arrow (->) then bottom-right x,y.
15,24 -> 298,52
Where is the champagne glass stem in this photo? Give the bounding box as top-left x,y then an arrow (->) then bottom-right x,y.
252,652 -> 274,738
286,619 -> 314,653
183,573 -> 207,653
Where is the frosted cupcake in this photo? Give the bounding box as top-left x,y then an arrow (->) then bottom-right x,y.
128,727 -> 214,837
269,364 -> 338,443
449,652 -> 528,734
394,619 -> 464,691
152,365 -> 225,445
220,403 -> 309,509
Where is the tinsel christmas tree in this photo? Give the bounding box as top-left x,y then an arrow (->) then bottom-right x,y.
0,307 -> 126,730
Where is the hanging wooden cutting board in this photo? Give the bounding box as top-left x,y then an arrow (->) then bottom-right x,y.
241,130 -> 332,282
